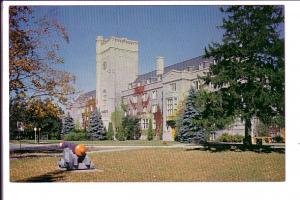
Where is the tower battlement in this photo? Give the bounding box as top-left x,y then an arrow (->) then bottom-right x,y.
96,35 -> 138,54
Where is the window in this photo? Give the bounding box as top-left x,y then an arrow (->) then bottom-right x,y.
193,80 -> 201,90
133,108 -> 137,115
170,83 -> 176,91
152,90 -> 157,99
173,97 -> 178,113
142,93 -> 147,102
143,107 -> 147,113
132,96 -> 137,103
141,119 -> 149,129
167,97 -> 178,116
102,61 -> 107,70
153,119 -> 156,129
152,105 -> 157,113
167,98 -> 173,116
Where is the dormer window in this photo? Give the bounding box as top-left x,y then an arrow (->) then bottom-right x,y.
142,93 -> 147,102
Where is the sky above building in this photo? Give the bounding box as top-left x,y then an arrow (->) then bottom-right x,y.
33,6 -> 226,93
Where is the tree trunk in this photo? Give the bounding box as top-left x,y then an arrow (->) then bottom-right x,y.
243,118 -> 252,145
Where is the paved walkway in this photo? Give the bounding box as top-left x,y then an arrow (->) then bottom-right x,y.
10,142 -> 285,155
10,143 -> 202,152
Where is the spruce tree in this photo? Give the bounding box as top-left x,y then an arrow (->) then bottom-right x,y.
87,109 -> 106,140
204,6 -> 284,144
178,87 -> 205,143
62,113 -> 74,135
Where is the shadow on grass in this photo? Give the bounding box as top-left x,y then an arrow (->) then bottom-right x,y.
15,170 -> 66,182
186,143 -> 285,154
11,149 -> 62,154
10,153 -> 61,160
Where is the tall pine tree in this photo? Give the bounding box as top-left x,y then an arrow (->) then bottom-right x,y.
87,109 -> 106,140
178,87 -> 205,143
62,113 -> 74,135
204,6 -> 284,144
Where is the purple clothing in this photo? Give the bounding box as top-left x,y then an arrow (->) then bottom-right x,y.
61,142 -> 77,154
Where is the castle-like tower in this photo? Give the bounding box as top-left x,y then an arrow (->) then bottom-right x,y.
96,36 -> 138,128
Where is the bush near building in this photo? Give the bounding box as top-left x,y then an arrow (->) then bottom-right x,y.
217,133 -> 244,143
64,131 -> 87,141
115,127 -> 126,141
107,122 -> 114,140
147,119 -> 154,141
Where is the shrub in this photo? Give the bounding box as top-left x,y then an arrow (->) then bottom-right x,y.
107,122 -> 114,140
122,116 -> 141,140
115,127 -> 126,141
49,132 -> 61,140
63,132 -> 87,141
147,119 -> 154,141
218,133 -> 244,143
273,135 -> 284,143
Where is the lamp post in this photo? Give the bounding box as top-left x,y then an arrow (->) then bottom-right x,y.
34,127 -> 37,144
38,128 -> 41,143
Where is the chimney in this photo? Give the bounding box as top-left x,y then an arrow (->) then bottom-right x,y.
156,56 -> 164,76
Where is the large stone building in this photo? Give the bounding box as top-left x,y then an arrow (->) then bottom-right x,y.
123,56 -> 211,140
69,35 -> 246,140
96,36 -> 138,128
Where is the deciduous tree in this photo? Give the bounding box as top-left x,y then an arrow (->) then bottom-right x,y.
9,6 -> 76,105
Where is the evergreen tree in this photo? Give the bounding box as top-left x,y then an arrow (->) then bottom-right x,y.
107,122 -> 114,140
204,6 -> 284,144
178,87 -> 205,143
87,109 -> 106,140
147,119 -> 154,141
193,85 -> 234,137
62,113 -> 74,135
122,116 -> 141,140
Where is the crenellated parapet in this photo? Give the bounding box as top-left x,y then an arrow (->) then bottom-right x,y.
96,35 -> 138,54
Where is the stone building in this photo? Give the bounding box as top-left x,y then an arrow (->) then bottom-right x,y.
92,35 -> 247,141
68,90 -> 96,130
96,36 -> 138,128
121,56 -> 236,140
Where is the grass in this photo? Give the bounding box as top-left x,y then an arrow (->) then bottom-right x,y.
10,148 -> 285,182
10,140 -> 180,146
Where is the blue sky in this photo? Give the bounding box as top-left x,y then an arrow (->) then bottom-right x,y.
33,6 -> 225,92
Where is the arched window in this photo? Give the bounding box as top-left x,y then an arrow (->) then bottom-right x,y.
102,61 -> 107,70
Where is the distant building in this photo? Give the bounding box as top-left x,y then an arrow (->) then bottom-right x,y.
68,90 -> 96,130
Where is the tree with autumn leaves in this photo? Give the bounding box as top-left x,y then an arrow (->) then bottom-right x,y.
9,6 -> 76,137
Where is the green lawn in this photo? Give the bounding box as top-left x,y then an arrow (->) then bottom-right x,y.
10,140 -> 180,146
10,148 -> 285,182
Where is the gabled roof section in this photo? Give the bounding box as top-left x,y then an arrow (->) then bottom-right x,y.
134,56 -> 211,83
76,90 -> 96,102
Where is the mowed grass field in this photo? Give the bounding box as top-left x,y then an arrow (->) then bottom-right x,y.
10,148 -> 285,182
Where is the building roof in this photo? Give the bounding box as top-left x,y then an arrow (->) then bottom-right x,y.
134,56 -> 212,83
76,90 -> 96,103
